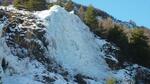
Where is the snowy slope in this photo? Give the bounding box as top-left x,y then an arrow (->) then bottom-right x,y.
36,5 -> 112,80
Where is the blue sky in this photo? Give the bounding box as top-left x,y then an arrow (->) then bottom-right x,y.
73,0 -> 150,28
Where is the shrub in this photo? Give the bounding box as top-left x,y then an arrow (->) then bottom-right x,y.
2,0 -> 9,6
13,0 -> 47,11
106,78 -> 116,84
48,3 -> 54,8
25,0 -> 47,11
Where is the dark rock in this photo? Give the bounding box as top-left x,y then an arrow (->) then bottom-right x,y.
135,67 -> 150,84
74,74 -> 87,84
43,76 -> 56,83
1,58 -> 8,72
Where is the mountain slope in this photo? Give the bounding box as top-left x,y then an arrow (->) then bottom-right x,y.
0,5 -> 147,84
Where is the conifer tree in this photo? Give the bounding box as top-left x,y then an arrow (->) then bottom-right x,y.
78,6 -> 84,20
84,5 -> 97,30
